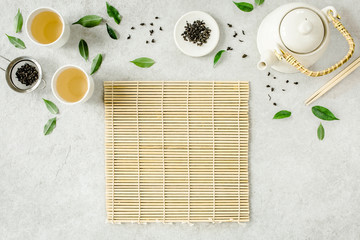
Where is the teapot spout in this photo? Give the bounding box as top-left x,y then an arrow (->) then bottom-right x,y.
257,51 -> 279,71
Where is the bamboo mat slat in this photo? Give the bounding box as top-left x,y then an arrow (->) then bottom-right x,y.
104,81 -> 249,223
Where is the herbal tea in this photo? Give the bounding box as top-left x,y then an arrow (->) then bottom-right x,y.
31,11 -> 63,44
56,68 -> 88,103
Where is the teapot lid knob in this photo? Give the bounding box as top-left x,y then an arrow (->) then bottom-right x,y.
298,20 -> 313,35
280,8 -> 325,54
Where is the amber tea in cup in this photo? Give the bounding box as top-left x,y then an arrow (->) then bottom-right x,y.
51,65 -> 94,104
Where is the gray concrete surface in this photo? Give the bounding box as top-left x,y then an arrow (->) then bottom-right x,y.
1,0 -> 360,239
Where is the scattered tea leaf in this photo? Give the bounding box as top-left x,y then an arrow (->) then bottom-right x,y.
312,106 -> 339,121
106,23 -> 118,39
106,2 -> 122,24
72,15 -> 102,28
273,110 -> 291,119
44,117 -> 57,136
14,9 -> 23,33
78,39 -> 89,61
43,99 -> 59,114
317,123 -> 325,140
130,57 -> 155,68
233,1 -> 254,12
6,34 -> 26,49
255,0 -> 265,5
213,50 -> 226,67
91,54 -> 103,75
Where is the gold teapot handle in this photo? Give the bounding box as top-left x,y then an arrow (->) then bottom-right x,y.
279,10 -> 355,77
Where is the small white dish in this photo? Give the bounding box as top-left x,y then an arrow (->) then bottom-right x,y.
174,11 -> 220,57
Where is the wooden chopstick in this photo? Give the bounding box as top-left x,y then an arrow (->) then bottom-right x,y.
305,56 -> 360,105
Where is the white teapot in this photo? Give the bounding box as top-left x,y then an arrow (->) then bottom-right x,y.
257,2 -> 355,77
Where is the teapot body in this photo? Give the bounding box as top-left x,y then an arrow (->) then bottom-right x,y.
257,2 -> 335,73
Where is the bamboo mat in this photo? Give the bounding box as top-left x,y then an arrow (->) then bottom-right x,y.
104,81 -> 249,223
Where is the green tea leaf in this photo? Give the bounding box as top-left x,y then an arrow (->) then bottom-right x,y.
312,106 -> 339,121
233,1 -> 254,12
130,57 -> 155,68
213,50 -> 226,67
106,23 -> 118,39
14,9 -> 23,33
78,39 -> 89,61
43,98 -> 59,114
91,54 -> 103,75
72,15 -> 102,28
273,110 -> 291,119
44,117 -> 57,136
106,2 -> 122,24
6,34 -> 26,49
255,0 -> 264,5
317,123 -> 325,140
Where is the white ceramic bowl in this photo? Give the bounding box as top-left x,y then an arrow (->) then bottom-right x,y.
51,65 -> 94,105
26,7 -> 70,48
174,11 -> 220,57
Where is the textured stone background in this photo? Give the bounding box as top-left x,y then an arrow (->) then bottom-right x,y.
1,0 -> 360,239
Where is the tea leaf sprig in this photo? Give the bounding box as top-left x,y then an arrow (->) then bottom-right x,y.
317,123 -> 325,141
130,57 -> 155,68
106,2 -> 122,24
6,34 -> 26,49
312,106 -> 339,121
91,54 -> 103,74
273,110 -> 291,119
43,99 -> 59,114
14,9 -> 23,33
73,15 -> 103,28
213,50 -> 226,67
106,23 -> 118,39
78,39 -> 89,61
233,0 -> 265,12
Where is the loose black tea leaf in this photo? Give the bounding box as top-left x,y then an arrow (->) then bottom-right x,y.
266,85 -> 270,88
282,89 -> 285,91
155,16 -> 159,19
242,54 -> 248,58
286,80 -> 289,83
16,63 -> 38,85
43,99 -> 59,114
150,22 -> 153,26
213,50 -> 226,67
130,57 -> 155,68
78,39 -> 89,61
255,0 -> 265,5
6,34 -> 26,49
140,23 -> 145,26
131,27 -> 135,30
239,39 -> 244,42
267,72 -> 270,76
233,2 -> 254,12
273,110 -> 291,119
273,77 -> 276,79
227,23 -> 232,27
312,106 -> 339,121
149,29 -> 154,36
273,103 -> 277,106
14,9 -> 23,33
151,39 -> 155,43
91,54 -> 103,75
317,123 -> 325,140
181,20 -> 211,46
294,82 -> 298,85
106,2 -> 122,24
159,27 -> 163,31
73,15 -> 102,28
146,40 -> 149,44
233,31 -> 238,37
227,47 -> 233,51
44,117 -> 56,136
127,34 -> 131,40
106,23 -> 118,39
268,94 -> 271,101
242,30 -> 245,35
271,87 -> 274,92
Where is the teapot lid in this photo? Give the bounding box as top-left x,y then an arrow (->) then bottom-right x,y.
280,8 -> 325,54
